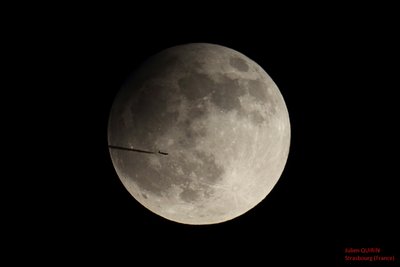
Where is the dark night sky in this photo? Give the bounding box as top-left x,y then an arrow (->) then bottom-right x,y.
7,5 -> 399,266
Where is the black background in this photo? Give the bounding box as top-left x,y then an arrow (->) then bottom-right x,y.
7,4 -> 399,266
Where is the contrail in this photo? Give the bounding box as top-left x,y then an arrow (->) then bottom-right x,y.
108,145 -> 168,155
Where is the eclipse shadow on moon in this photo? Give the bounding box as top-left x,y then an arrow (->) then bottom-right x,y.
108,43 -> 290,225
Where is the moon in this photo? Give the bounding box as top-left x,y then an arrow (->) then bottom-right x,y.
108,43 -> 290,225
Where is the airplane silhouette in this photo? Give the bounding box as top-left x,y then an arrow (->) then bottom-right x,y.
108,145 -> 168,156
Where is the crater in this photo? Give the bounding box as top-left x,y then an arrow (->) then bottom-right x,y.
179,71 -> 246,113
124,147 -> 225,198
177,120 -> 207,148
122,154 -> 172,197
184,125 -> 207,140
173,150 -> 225,186
192,151 -> 224,184
188,103 -> 207,120
229,57 -> 249,72
210,74 -> 246,112
179,188 -> 200,202
248,79 -> 268,103
178,72 -> 214,101
249,110 -> 266,124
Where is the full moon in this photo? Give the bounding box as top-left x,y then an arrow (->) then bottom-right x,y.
108,43 -> 290,225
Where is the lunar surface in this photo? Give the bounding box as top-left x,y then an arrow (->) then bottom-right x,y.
108,43 -> 290,225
